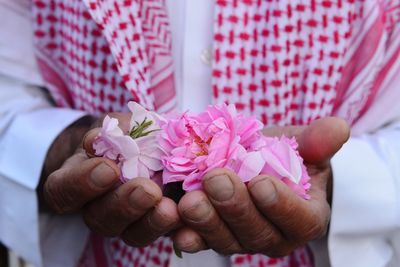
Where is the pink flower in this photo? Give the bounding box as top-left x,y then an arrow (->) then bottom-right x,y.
93,115 -> 129,161
93,102 -> 165,181
159,104 -> 310,198
159,104 -> 256,191
119,135 -> 164,182
259,136 -> 311,199
95,102 -> 311,199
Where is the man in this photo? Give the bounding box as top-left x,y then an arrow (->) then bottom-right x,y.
0,0 -> 399,266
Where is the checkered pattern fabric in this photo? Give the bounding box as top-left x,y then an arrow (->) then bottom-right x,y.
32,0 -> 400,266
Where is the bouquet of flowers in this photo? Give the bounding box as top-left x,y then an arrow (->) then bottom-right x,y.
93,102 -> 310,199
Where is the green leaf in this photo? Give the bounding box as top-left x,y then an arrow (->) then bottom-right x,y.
173,244 -> 183,259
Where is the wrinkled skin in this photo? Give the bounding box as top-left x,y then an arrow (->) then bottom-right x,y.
42,115 -> 349,256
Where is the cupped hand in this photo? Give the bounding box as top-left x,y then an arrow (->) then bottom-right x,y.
172,117 -> 350,256
42,113 -> 180,247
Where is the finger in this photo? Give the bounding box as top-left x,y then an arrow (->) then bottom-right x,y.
203,168 -> 290,254
297,117 -> 350,164
82,128 -> 100,157
178,190 -> 242,255
44,153 -> 120,214
83,177 -> 163,237
172,227 -> 208,253
263,117 -> 350,164
121,197 -> 180,247
248,175 -> 330,242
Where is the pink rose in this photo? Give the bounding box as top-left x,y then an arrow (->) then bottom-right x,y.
159,104 -> 310,198
159,104 -> 257,191
259,136 -> 311,199
95,102 -> 311,199
93,102 -> 165,181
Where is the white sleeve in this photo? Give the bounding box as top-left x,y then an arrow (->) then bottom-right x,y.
0,75 -> 89,267
328,122 -> 400,267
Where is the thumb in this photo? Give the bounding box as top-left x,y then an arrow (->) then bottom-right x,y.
297,117 -> 350,164
83,128 -> 101,157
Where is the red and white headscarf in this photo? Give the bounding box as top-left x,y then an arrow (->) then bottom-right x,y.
32,0 -> 400,266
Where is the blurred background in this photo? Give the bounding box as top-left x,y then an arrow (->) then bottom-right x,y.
0,242 -> 34,267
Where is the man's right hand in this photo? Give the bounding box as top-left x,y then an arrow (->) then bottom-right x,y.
42,113 -> 180,247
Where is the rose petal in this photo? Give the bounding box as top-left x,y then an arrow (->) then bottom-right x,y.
261,143 -> 302,184
237,151 -> 266,182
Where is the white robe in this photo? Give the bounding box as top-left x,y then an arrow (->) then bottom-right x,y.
0,1 -> 400,267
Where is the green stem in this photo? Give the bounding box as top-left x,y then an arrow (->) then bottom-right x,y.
129,117 -> 159,139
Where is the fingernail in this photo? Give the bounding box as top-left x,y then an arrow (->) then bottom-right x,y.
82,130 -> 97,154
183,201 -> 211,221
250,178 -> 277,205
129,186 -> 157,210
82,131 -> 91,150
204,175 -> 234,202
90,162 -> 118,188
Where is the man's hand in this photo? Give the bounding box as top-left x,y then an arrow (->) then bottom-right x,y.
41,113 -> 180,247
172,117 -> 350,256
